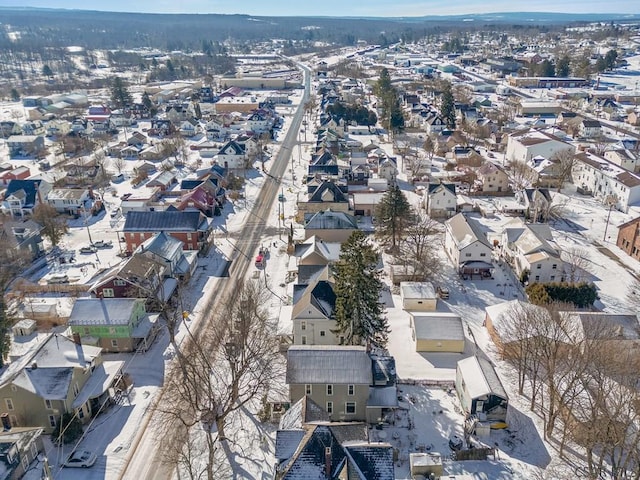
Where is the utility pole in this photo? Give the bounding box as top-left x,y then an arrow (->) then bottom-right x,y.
603,194 -> 617,242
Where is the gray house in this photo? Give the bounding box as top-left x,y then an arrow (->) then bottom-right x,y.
286,346 -> 397,424
456,356 -> 509,422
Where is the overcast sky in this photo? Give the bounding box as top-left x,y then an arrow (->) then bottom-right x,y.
2,0 -> 639,16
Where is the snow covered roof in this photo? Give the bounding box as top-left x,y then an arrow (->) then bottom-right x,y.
69,298 -> 142,327
71,360 -> 124,408
400,282 -> 436,300
446,213 -> 492,250
286,346 -> 372,385
457,356 -> 508,401
411,313 -> 464,342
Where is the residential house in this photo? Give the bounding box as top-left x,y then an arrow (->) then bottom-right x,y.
179,119 -> 199,137
90,254 -> 166,301
286,346 -> 398,424
351,191 -> 385,217
274,397 -> 394,480
214,140 -> 246,170
0,219 -> 44,260
297,181 -> 350,222
304,210 -> 359,243
6,136 -> 45,157
68,298 -> 156,353
572,151 -> 640,212
579,119 -> 602,138
476,162 -> 510,194
85,105 -> 111,122
0,167 -> 30,187
505,129 -> 573,164
292,277 -> 338,346
135,231 -> 197,281
617,216 -> 640,262
1,179 -> 44,218
20,121 -> 45,137
293,236 -> 341,267
456,356 -> 509,422
45,119 -> 71,137
147,171 -> 177,191
0,121 -> 21,138
514,188 -> 553,222
444,213 -> 493,277
425,183 -> 456,218
0,427 -> 44,480
46,188 -> 92,216
527,155 -> 565,189
127,132 -> 148,148
499,218 -> 565,284
122,210 -> 212,252
0,333 -> 124,433
604,149 -> 639,173
423,112 -> 446,135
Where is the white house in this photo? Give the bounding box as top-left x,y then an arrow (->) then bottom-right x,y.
46,188 -> 91,216
579,119 -> 602,139
499,218 -> 565,284
214,140 -> 246,170
572,151 -> 640,213
292,276 -> 340,346
425,183 -> 457,218
604,149 -> 639,173
506,129 -> 573,164
444,213 -> 493,277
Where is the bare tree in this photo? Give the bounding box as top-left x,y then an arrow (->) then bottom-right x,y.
561,247 -> 592,283
549,148 -> 576,193
155,279 -> 282,480
395,214 -> 443,281
111,156 -> 126,175
508,160 -> 538,191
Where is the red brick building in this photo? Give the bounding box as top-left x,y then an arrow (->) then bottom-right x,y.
616,217 -> 640,262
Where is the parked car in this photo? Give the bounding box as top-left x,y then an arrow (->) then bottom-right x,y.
110,208 -> 120,219
92,240 -> 113,249
64,450 -> 97,468
79,246 -> 97,254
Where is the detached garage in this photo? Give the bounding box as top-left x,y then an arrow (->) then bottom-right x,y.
400,282 -> 437,311
410,312 -> 465,353
456,356 -> 509,422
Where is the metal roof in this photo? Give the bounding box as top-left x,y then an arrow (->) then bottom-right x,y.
68,298 -> 142,326
286,346 -> 372,385
123,210 -> 204,232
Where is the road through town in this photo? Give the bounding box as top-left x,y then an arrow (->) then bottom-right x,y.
117,62 -> 311,480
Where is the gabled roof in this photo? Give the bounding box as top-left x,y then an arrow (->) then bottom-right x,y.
123,210 -> 204,232
343,444 -> 395,480
0,334 -> 101,399
286,346 -> 372,385
292,280 -> 336,319
304,210 -> 358,231
446,213 -> 492,249
218,140 -> 245,155
137,231 -> 183,261
428,182 -> 456,195
294,235 -> 342,265
279,396 -> 331,431
308,181 -> 348,204
4,179 -> 42,207
457,356 -> 508,401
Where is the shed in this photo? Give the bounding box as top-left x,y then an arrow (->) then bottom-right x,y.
400,282 -> 437,311
12,319 -> 37,337
456,356 -> 509,422
410,312 -> 465,353
409,452 -> 443,478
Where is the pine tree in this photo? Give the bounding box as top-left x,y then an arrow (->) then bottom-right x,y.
374,185 -> 414,251
110,76 -> 132,110
333,231 -> 389,349
440,81 -> 456,129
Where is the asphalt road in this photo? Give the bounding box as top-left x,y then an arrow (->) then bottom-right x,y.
116,63 -> 311,480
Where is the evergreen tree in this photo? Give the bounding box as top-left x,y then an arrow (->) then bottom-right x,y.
333,231 -> 388,349
10,88 -> 20,102
374,185 -> 414,251
440,81 -> 456,129
42,64 -> 53,78
110,76 -> 132,110
555,56 -> 571,77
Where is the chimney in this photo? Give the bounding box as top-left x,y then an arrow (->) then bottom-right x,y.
72,332 -> 82,346
324,447 -> 331,477
31,362 -> 37,370
1,413 -> 11,431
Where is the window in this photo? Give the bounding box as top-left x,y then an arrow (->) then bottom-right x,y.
114,279 -> 127,286
550,276 -> 555,281
78,407 -> 85,419
10,386 -> 16,392
301,322 -> 306,331
465,253 -> 472,257
44,399 -> 53,410
305,384 -> 312,395
345,402 -> 356,414
320,330 -> 326,337
301,336 -> 307,345
111,339 -> 118,348
552,264 -> 557,270
480,253 -> 486,257
535,276 -> 540,281
48,415 -> 56,428
326,401 -> 333,414
348,385 -> 355,396
4,399 -> 14,410
326,385 -> 333,396
536,264 -> 541,269
73,383 -> 79,397
22,453 -> 29,471
102,288 -> 114,298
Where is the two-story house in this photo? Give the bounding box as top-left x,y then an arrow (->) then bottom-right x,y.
505,129 -> 572,164
68,298 -> 156,352
444,213 -> 493,278
499,218 -> 565,284
424,183 -> 456,218
616,216 -> 640,262
1,180 -> 44,218
6,136 -> 44,157
0,427 -> 44,480
304,210 -> 359,243
296,181 -> 350,222
0,219 -> 44,261
292,278 -> 338,346
476,162 -> 510,194
0,334 -> 123,433
286,346 -> 397,424
214,140 -> 246,170
46,188 -> 92,216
